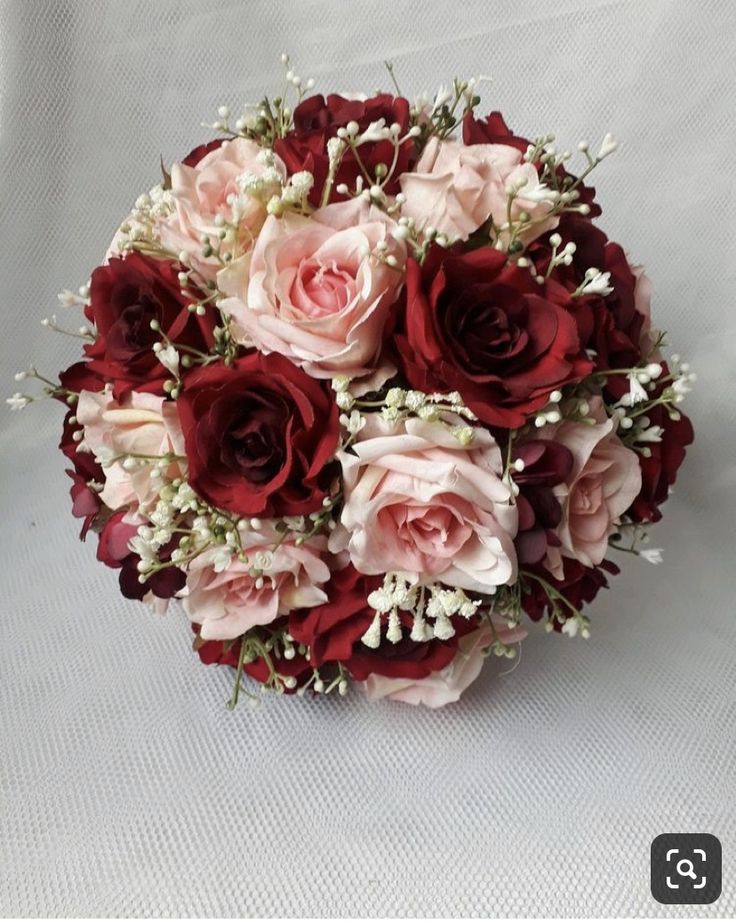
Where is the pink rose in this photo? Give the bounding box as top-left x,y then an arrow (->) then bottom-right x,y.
331,416 -> 518,593
632,263 -> 660,359
157,138 -> 286,280
77,387 -> 183,512
218,199 -> 406,381
364,619 -> 527,707
182,529 -> 330,641
537,398 -> 642,573
399,136 -> 558,244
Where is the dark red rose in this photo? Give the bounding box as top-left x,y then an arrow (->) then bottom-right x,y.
275,93 -> 416,206
58,365 -> 103,478
462,110 -> 530,154
512,439 -> 573,565
530,216 -> 652,379
182,139 -> 223,167
289,565 -> 381,665
97,512 -> 185,601
57,361 -> 105,461
627,377 -> 694,523
242,649 -> 311,688
521,557 -> 620,624
289,564 -> 475,681
177,352 -> 339,517
85,253 -> 215,397
57,361 -> 106,537
395,245 -> 593,428
195,635 -> 240,668
193,619 -> 312,693
57,360 -> 105,403
463,112 -> 601,217
346,612 -> 476,681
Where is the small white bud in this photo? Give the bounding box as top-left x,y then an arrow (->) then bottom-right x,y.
598,132 -> 618,158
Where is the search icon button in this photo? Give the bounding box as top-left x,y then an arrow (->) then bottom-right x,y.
651,833 -> 722,904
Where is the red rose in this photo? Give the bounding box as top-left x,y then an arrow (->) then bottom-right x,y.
193,618 -> 312,693
274,93 -> 416,206
521,558 -> 620,624
462,110 -> 530,153
512,439 -> 573,565
395,245 -> 593,428
288,565 -> 381,665
532,216 -> 650,373
97,511 -> 185,601
627,373 -> 694,523
182,139 -> 223,167
289,564 -> 474,680
57,360 -> 105,462
57,361 -> 106,537
85,253 -> 215,397
346,614 -> 475,681
177,352 -> 339,517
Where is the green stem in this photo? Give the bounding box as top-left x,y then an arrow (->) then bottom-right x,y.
227,635 -> 249,710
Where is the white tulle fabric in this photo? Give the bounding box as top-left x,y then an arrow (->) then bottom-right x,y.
1,0 -> 734,916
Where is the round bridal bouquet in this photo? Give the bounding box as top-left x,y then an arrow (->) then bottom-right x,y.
10,61 -> 694,708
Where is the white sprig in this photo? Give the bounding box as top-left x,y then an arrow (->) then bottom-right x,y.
363,573 -> 483,648
640,548 -> 664,565
576,268 -> 614,297
156,344 -> 180,377
6,393 -> 30,411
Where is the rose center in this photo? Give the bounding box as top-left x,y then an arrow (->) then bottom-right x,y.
222,405 -> 287,484
443,285 -> 529,373
106,297 -> 159,359
291,259 -> 354,318
571,474 -> 605,513
382,501 -> 473,573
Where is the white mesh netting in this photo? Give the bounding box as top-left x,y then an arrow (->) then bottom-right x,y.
1,0 -> 735,916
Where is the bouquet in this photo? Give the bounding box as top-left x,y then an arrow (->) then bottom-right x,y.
9,61 -> 694,708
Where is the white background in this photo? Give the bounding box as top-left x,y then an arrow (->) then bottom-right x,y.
1,0 -> 735,916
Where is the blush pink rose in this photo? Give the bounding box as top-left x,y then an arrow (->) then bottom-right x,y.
364,619 -> 527,707
331,416 -> 518,594
632,263 -> 661,359
218,199 -> 406,381
157,138 -> 286,280
77,387 -> 183,512
538,397 -> 642,574
399,136 -> 558,244
182,529 -> 330,641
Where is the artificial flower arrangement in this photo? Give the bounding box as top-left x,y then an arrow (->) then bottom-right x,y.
10,60 -> 694,708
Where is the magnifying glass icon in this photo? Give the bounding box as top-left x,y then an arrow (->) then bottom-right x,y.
676,858 -> 698,879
